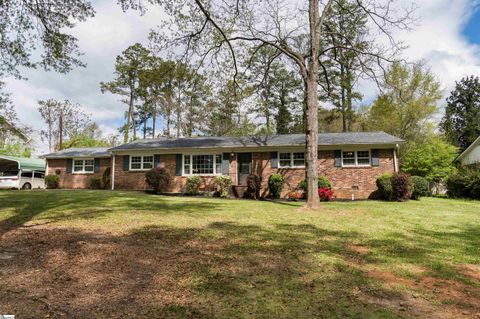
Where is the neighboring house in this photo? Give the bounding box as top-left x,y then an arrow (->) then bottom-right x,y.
41,132 -> 403,199
455,136 -> 480,166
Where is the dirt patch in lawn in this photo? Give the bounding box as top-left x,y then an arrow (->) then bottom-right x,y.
365,268 -> 480,318
458,264 -> 480,282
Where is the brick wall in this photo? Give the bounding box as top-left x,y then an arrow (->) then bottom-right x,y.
47,158 -> 111,189
251,149 -> 395,199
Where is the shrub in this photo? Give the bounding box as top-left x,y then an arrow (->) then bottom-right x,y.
376,173 -> 393,200
447,168 -> 480,199
287,191 -> 303,201
391,172 -> 412,201
268,173 -> 284,199
215,175 -> 232,198
411,176 -> 429,200
246,174 -> 261,199
318,187 -> 334,202
298,176 -> 332,198
88,177 -> 102,189
102,167 -> 111,189
145,167 -> 170,194
186,175 -> 202,195
45,175 -> 59,189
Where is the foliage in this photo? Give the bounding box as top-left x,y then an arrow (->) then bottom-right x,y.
376,173 -> 393,200
186,175 -> 202,195
0,142 -> 31,157
299,176 -> 332,196
287,191 -> 303,201
102,167 -> 111,190
364,62 -> 441,155
268,173 -> 285,199
391,173 -> 412,201
0,0 -> 94,78
320,0 -> 368,132
215,175 -> 232,198
440,75 -> 480,151
62,123 -> 113,149
246,174 -> 261,199
38,99 -> 91,151
88,177 -> 102,190
44,175 -> 59,189
446,168 -> 480,200
411,176 -> 429,200
401,136 -> 458,182
318,187 -> 334,202
145,167 -> 170,194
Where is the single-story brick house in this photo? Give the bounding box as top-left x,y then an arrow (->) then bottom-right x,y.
41,132 -> 403,199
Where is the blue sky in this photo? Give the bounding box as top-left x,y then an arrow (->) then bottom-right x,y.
4,0 -> 480,154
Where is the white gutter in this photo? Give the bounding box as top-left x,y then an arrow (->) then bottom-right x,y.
111,153 -> 115,190
393,144 -> 399,172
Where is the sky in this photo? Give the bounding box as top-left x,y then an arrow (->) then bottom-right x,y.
3,0 -> 480,155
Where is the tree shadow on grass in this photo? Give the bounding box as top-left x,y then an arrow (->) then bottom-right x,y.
0,191 -> 223,237
0,220 -> 412,319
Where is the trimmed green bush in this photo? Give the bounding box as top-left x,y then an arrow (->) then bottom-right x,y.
102,167 -> 111,189
145,167 -> 170,194
298,176 -> 332,196
45,175 -> 59,189
376,173 -> 393,200
88,177 -> 102,189
246,174 -> 261,199
268,173 -> 284,199
391,172 -> 412,201
447,168 -> 480,199
215,175 -> 232,198
186,175 -> 202,195
411,176 -> 429,200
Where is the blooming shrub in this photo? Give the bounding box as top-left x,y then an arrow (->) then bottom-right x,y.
287,191 -> 303,201
318,187 -> 334,202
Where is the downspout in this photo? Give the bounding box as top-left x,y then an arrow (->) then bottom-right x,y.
111,153 -> 115,190
393,145 -> 399,173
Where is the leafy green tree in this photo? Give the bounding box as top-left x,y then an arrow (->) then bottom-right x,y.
62,123 -> 112,148
320,0 -> 368,132
0,0 -> 94,78
101,43 -> 151,142
0,142 -> 31,157
401,136 -> 458,182
365,62 -> 442,155
440,76 -> 480,151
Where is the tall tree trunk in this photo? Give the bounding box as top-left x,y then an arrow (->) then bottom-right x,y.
305,0 -> 321,209
340,64 -> 347,132
58,110 -> 63,151
152,110 -> 156,138
125,89 -> 134,143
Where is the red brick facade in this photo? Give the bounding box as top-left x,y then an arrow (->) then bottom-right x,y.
47,158 -> 111,189
108,149 -> 396,199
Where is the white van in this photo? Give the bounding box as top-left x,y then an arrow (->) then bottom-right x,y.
0,170 -> 46,190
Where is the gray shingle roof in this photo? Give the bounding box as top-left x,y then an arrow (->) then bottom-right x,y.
41,147 -> 110,158
110,132 -> 403,151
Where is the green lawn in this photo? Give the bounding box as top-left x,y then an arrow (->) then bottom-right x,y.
0,190 -> 479,318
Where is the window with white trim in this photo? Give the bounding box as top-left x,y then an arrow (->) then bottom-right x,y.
342,150 -> 371,167
130,155 -> 154,170
73,159 -> 94,173
183,154 -> 222,175
278,152 -> 305,168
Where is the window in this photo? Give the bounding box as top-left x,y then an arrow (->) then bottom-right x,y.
342,150 -> 371,167
183,154 -> 222,175
278,152 -> 305,168
129,155 -> 154,170
73,159 -> 94,173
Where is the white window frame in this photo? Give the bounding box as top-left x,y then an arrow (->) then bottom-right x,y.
341,150 -> 371,167
278,151 -> 306,168
72,158 -> 94,174
182,154 -> 222,176
129,155 -> 154,171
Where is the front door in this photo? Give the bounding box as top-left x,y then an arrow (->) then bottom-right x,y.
237,153 -> 252,185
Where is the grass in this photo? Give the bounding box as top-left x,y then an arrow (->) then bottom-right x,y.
0,190 -> 479,318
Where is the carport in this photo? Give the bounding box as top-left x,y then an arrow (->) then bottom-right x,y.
0,155 -> 46,172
